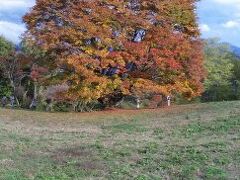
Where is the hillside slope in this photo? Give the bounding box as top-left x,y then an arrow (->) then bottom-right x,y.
230,45 -> 240,57
0,101 -> 240,179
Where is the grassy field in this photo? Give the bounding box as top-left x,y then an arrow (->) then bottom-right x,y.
0,101 -> 240,179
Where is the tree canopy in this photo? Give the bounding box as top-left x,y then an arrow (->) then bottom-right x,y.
23,0 -> 205,109
203,38 -> 240,101
0,36 -> 14,57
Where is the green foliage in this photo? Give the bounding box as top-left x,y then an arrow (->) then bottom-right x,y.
174,93 -> 201,105
52,102 -> 72,112
20,39 -> 46,59
0,37 -> 14,98
202,38 -> 239,101
0,36 -> 13,57
232,60 -> 240,80
0,78 -> 12,97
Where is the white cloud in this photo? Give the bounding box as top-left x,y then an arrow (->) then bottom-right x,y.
222,20 -> 240,28
0,21 -> 26,43
0,0 -> 34,10
0,0 -> 35,43
200,24 -> 211,32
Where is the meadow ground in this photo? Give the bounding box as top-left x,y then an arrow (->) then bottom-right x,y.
0,101 -> 240,179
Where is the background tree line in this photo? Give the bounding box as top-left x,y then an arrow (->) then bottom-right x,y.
1,0 -> 238,112
202,38 -> 240,102
1,36 -> 239,111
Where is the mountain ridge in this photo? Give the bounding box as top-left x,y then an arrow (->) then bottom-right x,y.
230,45 -> 240,57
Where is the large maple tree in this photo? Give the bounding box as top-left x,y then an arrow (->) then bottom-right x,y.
23,0 -> 205,106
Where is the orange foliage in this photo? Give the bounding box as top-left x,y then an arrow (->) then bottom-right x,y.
23,0 -> 205,103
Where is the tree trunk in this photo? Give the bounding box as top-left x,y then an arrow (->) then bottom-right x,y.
33,81 -> 38,99
136,97 -> 140,109
9,79 -> 20,107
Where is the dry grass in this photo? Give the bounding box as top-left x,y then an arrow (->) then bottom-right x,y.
0,101 -> 240,179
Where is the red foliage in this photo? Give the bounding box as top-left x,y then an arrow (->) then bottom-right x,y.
23,0 -> 205,102
30,64 -> 48,81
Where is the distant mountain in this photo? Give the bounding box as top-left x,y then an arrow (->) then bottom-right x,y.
230,45 -> 240,57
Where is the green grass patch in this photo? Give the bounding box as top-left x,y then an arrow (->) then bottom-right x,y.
102,123 -> 148,134
0,101 -> 240,179
176,116 -> 240,138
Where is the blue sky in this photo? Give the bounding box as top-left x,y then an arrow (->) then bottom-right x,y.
0,0 -> 239,46
197,0 -> 240,47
